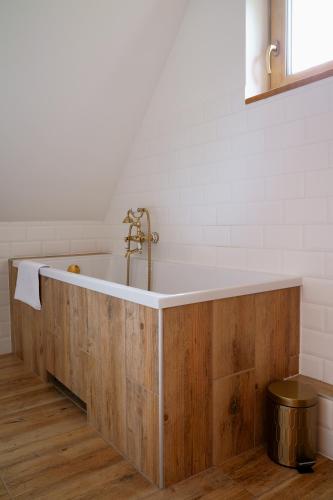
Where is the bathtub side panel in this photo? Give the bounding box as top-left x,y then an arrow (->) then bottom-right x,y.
86,292 -> 159,485
9,265 -> 47,381
163,287 -> 300,486
9,261 -> 160,486
43,278 -> 88,401
163,302 -> 213,486
86,292 -> 127,454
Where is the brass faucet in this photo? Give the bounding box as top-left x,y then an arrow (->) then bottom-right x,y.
122,208 -> 159,290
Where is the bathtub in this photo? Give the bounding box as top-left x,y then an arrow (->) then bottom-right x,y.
9,252 -> 302,488
12,252 -> 301,308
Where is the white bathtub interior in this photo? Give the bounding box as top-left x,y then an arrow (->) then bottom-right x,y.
11,253 -> 302,310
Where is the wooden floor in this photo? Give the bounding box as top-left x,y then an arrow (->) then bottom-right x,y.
1,355 -> 333,499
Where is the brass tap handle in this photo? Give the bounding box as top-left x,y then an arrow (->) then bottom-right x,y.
151,232 -> 159,244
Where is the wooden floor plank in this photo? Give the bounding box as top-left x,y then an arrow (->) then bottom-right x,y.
0,354 -> 22,369
1,354 -> 333,499
3,446 -> 121,498
0,479 -> 10,499
0,400 -> 86,454
259,457 -> 333,499
0,377 -> 49,400
0,426 -> 96,470
219,446 -> 296,497
146,467 -> 254,499
22,460 -> 157,500
0,385 -> 66,417
0,364 -> 30,381
1,433 -> 111,483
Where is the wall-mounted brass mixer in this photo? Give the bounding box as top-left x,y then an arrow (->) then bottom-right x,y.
122,208 -> 159,290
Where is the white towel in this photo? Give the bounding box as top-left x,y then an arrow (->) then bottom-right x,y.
14,261 -> 50,310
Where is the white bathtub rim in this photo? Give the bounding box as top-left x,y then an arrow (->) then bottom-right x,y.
13,258 -> 302,309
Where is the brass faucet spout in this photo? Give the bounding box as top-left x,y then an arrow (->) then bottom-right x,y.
125,247 -> 141,258
122,207 -> 159,290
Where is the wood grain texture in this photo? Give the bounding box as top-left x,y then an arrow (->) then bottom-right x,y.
0,355 -> 157,500
9,267 -> 46,380
86,292 -> 127,455
125,301 -> 158,393
286,287 -> 301,361
86,291 -> 159,483
212,295 -> 256,378
9,257 -> 300,488
163,302 -> 212,486
150,467 -> 253,499
245,68 -> 333,104
9,265 -> 160,486
2,355 -> 332,499
163,287 -> 300,484
289,355 -> 299,377
126,379 -> 159,484
213,370 -> 255,464
0,480 -> 9,500
254,288 -> 300,445
8,264 -> 22,358
43,278 -> 88,401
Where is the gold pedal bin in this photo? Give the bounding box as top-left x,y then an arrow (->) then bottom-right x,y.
267,380 -> 318,469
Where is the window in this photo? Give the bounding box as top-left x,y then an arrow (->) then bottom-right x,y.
246,0 -> 333,103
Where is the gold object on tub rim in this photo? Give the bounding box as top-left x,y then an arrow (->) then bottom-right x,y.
67,264 -> 81,274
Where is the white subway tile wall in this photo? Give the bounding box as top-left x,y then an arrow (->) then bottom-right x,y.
106,66 -> 333,463
0,221 -> 112,354
106,74 -> 333,390
318,397 -> 333,460
318,396 -> 333,460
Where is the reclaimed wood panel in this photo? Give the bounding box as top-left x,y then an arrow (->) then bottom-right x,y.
44,278 -> 87,401
289,355 -> 299,377
254,287 -> 300,445
9,257 -> 300,488
9,266 -> 46,381
286,287 -> 301,365
212,295 -> 256,379
86,291 -> 159,484
8,264 -> 22,358
163,287 -> 300,484
126,379 -> 159,484
86,292 -> 127,454
163,302 -> 212,486
9,263 -> 160,486
213,370 -> 255,463
125,301 -> 158,393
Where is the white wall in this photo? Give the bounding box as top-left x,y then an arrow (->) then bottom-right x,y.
0,0 -> 187,221
0,220 -> 113,353
246,0 -> 270,98
107,0 -> 333,393
0,0 -> 188,353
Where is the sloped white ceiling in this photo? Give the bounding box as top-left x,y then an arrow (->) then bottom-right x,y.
0,0 -> 187,221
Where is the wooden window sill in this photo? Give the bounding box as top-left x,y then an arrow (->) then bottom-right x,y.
245,67 -> 333,105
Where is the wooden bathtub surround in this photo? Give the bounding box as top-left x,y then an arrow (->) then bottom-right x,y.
9,265 -> 160,486
9,260 -> 300,488
162,287 -> 300,486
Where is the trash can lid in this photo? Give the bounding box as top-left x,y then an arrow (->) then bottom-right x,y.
268,380 -> 318,408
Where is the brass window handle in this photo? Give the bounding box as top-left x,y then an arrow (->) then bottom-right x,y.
266,41 -> 280,74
